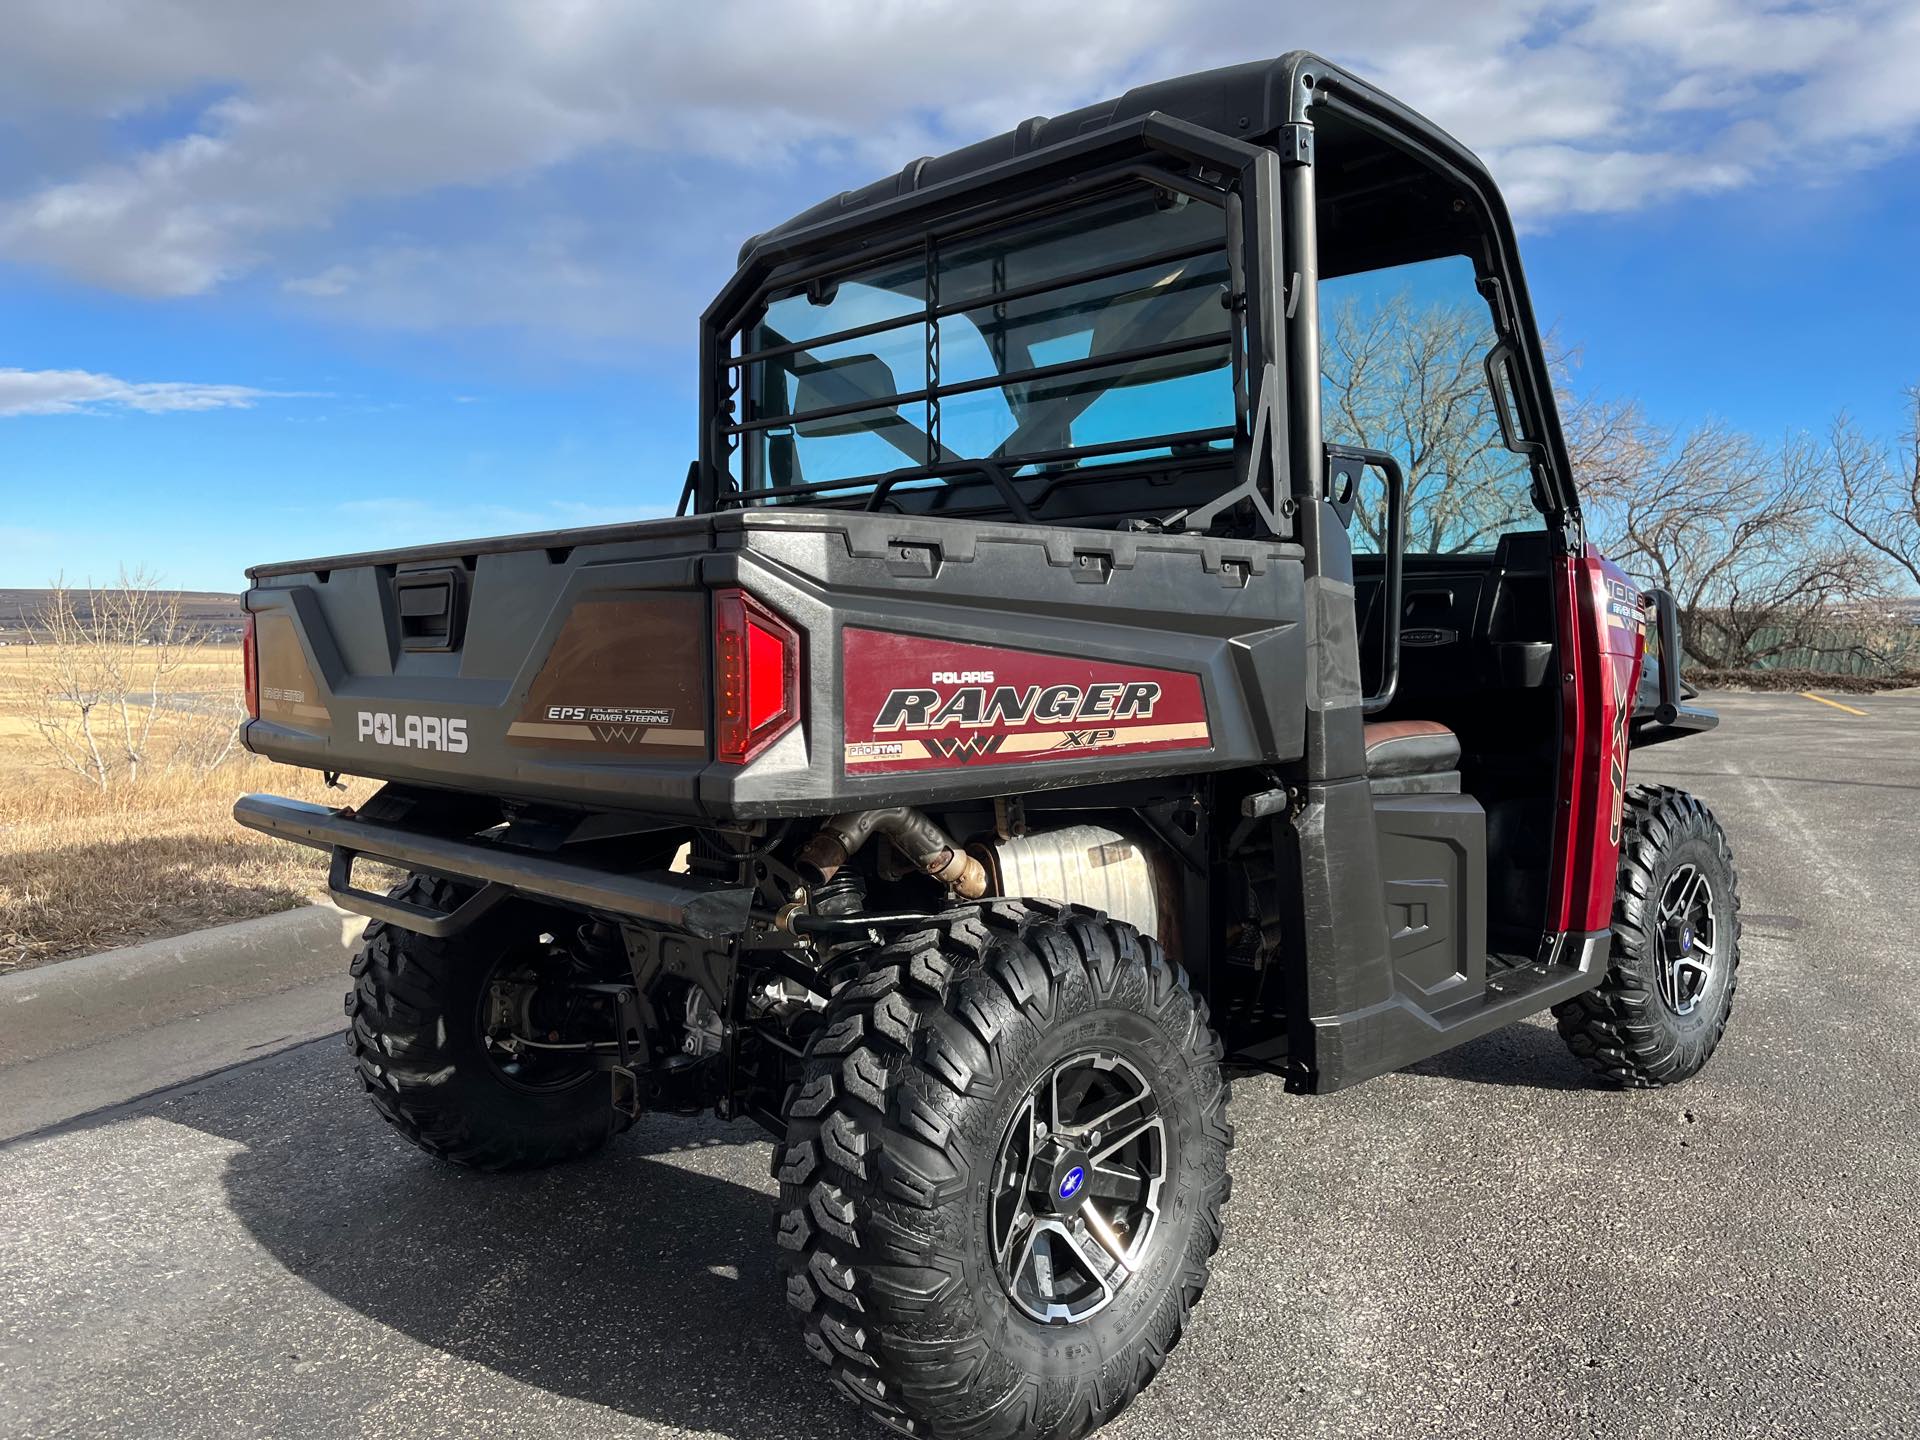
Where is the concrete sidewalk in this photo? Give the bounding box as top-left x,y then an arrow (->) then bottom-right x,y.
0,904 -> 363,1141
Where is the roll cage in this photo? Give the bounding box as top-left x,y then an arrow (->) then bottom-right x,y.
695,51 -> 1582,547
699,114 -> 1290,534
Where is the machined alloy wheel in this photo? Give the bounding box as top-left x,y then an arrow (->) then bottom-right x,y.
991,1049 -> 1168,1324
1554,785 -> 1741,1088
772,901 -> 1233,1440
1653,862 -> 1719,1017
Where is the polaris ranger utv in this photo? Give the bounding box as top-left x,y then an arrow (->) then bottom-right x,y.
236,51 -> 1737,1440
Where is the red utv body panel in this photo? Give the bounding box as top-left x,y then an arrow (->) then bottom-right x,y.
1550,547 -> 1647,935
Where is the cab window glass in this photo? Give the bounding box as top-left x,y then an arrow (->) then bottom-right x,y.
737,187 -> 1235,500
1319,255 -> 1543,555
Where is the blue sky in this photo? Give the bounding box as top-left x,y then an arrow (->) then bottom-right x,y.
4,1 -> 1919,593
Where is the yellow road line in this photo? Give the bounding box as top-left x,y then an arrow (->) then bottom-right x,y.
1797,691 -> 1869,716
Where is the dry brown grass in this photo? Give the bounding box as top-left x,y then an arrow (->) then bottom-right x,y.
0,644 -> 376,972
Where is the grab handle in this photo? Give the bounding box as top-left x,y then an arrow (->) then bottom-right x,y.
1326,444 -> 1406,715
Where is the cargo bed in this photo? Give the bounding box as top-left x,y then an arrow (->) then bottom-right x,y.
243,508 -> 1310,821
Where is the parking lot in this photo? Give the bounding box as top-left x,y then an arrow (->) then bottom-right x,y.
3,689 -> 1917,1439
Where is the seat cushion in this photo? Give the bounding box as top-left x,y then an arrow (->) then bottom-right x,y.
1363,719 -> 1461,779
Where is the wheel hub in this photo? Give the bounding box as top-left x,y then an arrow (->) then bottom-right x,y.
479,939 -> 612,1093
1655,863 -> 1719,1017
1029,1136 -> 1091,1214
989,1049 -> 1168,1325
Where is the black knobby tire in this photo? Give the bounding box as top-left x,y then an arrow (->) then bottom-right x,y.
771,900 -> 1233,1440
346,874 -> 629,1171
1553,785 -> 1741,1087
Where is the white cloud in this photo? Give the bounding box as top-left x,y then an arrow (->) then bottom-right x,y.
282,263 -> 355,297
2,0 -> 1918,329
0,367 -> 284,416
0,0 -> 1157,300
1575,0 -> 1858,79
1491,144 -> 1752,219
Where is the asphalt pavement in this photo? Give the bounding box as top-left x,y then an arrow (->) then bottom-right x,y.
3,690 -> 1917,1439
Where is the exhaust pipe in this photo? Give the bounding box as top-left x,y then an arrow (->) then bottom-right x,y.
797,807 -> 988,899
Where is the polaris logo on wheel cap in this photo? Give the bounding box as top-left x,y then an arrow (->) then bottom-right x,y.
1058,1166 -> 1085,1201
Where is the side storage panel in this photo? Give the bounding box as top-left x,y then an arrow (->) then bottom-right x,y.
1289,784 -> 1493,1093
1374,793 -> 1487,1003
704,511 -> 1311,817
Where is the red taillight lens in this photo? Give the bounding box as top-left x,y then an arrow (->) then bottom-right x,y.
714,588 -> 800,764
242,614 -> 260,721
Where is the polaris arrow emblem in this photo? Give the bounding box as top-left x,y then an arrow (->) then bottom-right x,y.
1058,1166 -> 1085,1201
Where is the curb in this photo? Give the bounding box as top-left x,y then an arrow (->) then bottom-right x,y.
0,903 -> 366,1070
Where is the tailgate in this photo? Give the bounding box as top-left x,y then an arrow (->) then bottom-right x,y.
244,516 -> 720,814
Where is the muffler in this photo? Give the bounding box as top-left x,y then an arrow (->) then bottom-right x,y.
972,824 -> 1178,953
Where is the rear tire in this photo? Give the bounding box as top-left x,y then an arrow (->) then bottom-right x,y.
345,875 -> 629,1171
771,900 -> 1232,1440
1553,785 -> 1741,1087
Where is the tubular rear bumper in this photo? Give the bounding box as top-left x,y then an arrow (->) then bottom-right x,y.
233,794 -> 753,940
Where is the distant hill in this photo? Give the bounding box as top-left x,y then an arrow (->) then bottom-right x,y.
0,588 -> 246,643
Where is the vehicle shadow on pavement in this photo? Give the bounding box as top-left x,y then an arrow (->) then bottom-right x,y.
182,1043 -> 868,1439
1400,1017 -> 1595,1091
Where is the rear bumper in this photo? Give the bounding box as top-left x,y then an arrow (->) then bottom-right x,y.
233,793 -> 753,940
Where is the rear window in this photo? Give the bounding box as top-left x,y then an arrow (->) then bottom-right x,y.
728,184 -> 1237,504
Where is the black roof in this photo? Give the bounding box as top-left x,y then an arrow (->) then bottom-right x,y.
740,52 -> 1494,261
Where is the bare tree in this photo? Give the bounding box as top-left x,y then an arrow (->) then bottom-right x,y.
14,570 -> 212,789
1825,387 -> 1920,595
1324,291 -> 1898,673
103,571 -> 194,784
1553,369 -> 1661,499
20,580 -> 114,790
1321,293 -> 1537,554
1563,396 -> 1883,668
165,690 -> 247,775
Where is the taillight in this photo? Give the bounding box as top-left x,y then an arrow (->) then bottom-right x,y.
714,588 -> 800,764
242,614 -> 260,720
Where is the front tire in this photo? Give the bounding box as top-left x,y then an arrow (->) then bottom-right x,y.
346,875 -> 630,1171
1554,785 -> 1741,1087
772,901 -> 1232,1440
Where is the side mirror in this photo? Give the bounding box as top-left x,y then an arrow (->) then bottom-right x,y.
1327,444 -> 1406,715
1642,586 -> 1683,724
